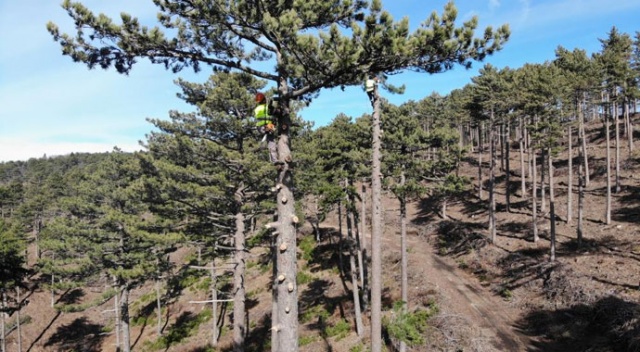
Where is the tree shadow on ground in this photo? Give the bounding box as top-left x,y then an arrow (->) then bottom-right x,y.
559,236 -> 640,264
516,296 -> 640,352
239,314 -> 271,352
496,249 -> 555,292
44,317 -> 105,352
433,220 -> 489,258
614,185 -> 640,224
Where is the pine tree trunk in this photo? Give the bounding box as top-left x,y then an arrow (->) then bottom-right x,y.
580,95 -> 590,187
540,149 -> 546,214
211,264 -> 218,347
370,88 -> 383,352
614,100 -> 621,193
155,279 -> 162,336
489,114 -> 497,243
271,88 -> 298,351
345,180 -> 364,337
399,171 -> 408,352
626,100 -> 634,153
519,118 -> 527,199
606,107 -> 612,225
233,207 -> 246,352
532,147 -> 539,244
478,123 -> 484,200
114,278 -> 121,352
120,286 -> 131,352
16,286 -> 21,352
567,125 -> 573,224
360,183 -> 369,312
548,148 -> 556,262
1,291 -> 5,352
578,152 -> 584,248
505,120 -> 511,212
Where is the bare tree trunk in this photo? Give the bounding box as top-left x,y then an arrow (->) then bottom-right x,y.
16,286 -> 21,352
114,277 -> 121,352
211,265 -> 218,347
548,148 -> 556,262
567,125 -> 573,224
606,107 -> 612,225
345,179 -> 364,337
505,119 -> 511,212
120,286 -> 131,352
519,117 -> 527,199
614,100 -> 621,193
399,171 -> 408,352
532,147 -> 539,244
155,279 -> 162,336
540,149 -> 546,214
233,208 -> 246,352
489,114 -> 497,243
359,183 -> 369,312
578,150 -> 585,248
580,94 -> 590,186
626,100 -> 634,153
478,123 -> 484,200
370,87 -> 383,352
1,291 -> 5,352
271,86 -> 298,351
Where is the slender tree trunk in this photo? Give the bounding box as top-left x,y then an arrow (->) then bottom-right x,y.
345,180 -> 364,337
518,117 -> 527,199
233,207 -> 246,352
505,119 -> 511,212
540,148 -> 546,214
360,183 -> 369,312
548,149 -> 556,262
370,87 -> 383,352
114,277 -> 121,352
532,147 -> 539,243
578,151 -> 585,248
1,291 -> 5,352
155,279 -> 162,336
580,94 -> 590,186
626,100 -> 634,153
614,100 -> 621,193
489,113 -> 497,243
567,125 -> 573,224
478,123 -> 484,200
399,171 -> 408,352
271,85 -> 298,351
606,108 -> 612,225
16,286 -> 21,352
120,285 -> 131,352
211,264 -> 218,347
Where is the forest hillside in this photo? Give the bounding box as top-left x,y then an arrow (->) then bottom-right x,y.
1,113 -> 639,352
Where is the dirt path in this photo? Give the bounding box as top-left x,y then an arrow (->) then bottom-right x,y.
381,227 -> 532,351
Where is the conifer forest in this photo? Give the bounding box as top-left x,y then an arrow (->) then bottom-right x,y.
1,1 -> 640,351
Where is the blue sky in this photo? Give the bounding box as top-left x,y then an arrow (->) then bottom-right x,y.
1,0 -> 639,162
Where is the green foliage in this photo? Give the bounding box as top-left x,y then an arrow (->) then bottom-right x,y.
55,288 -> 117,313
299,334 -> 319,346
147,309 -> 213,350
298,235 -> 316,262
300,304 -> 330,324
297,270 -> 314,285
383,300 -> 438,347
324,319 -> 351,340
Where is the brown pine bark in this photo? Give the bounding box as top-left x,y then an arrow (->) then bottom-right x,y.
567,125 -> 573,224
370,87 -> 383,352
233,204 -> 246,352
489,113 -> 497,243
606,105 -> 612,225
548,148 -> 556,262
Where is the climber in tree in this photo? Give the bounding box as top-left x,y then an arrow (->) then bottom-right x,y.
254,92 -> 280,165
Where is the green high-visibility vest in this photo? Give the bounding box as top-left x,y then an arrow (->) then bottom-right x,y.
254,103 -> 273,127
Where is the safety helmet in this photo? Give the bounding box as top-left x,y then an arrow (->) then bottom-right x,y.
255,92 -> 266,103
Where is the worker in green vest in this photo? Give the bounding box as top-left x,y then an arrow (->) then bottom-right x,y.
254,92 -> 279,164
